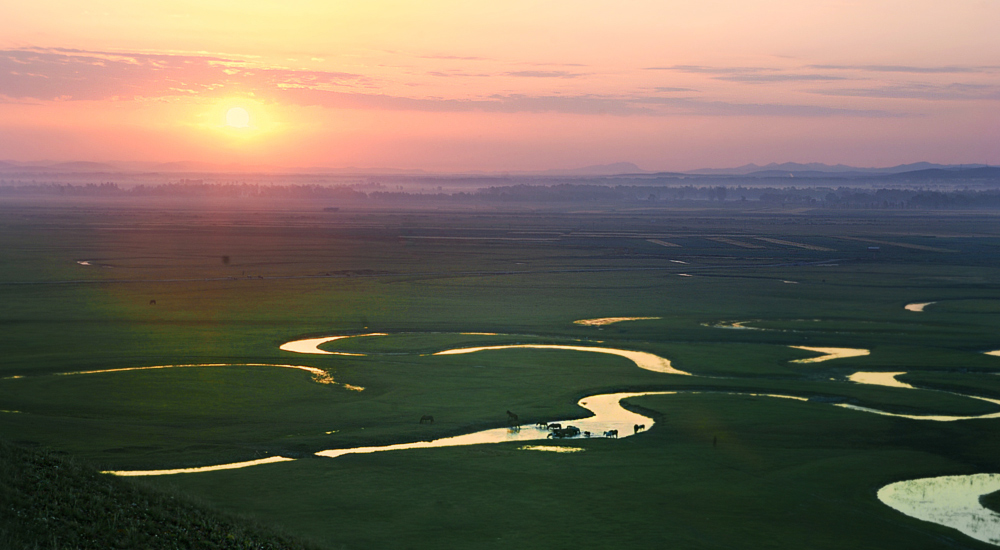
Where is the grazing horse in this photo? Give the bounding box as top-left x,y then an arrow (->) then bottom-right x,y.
419,415 -> 434,424
506,410 -> 519,426
148,299 -> 156,305
547,423 -> 561,430
548,426 -> 581,438
583,431 -> 591,438
604,429 -> 618,438
633,424 -> 645,434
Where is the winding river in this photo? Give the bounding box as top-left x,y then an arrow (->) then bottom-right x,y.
278,333 -> 387,355
790,346 -> 870,363
573,317 -> 661,326
108,390 -> 673,476
434,344 -> 690,376
22,326 -> 1000,545
847,371 -> 913,389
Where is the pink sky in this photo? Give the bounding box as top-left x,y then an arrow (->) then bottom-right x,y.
1,1 -> 998,171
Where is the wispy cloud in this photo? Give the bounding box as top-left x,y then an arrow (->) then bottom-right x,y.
629,96 -> 896,117
645,65 -> 844,83
644,65 -> 773,74
276,88 -> 897,118
0,47 -> 367,101
504,70 -> 585,79
0,47 -> 901,118
427,71 -> 491,78
417,54 -> 490,61
810,64 -> 998,74
810,83 -> 1000,101
715,74 -> 845,82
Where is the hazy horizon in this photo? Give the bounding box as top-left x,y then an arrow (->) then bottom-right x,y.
2,1 -> 999,172
0,158 -> 994,178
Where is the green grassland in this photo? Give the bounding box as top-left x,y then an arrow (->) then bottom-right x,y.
2,204 -> 1000,548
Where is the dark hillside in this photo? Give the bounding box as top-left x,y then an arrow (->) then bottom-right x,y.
0,440 -> 322,550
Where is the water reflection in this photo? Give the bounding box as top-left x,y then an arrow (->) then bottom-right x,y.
879,474 -> 1000,546
106,456 -> 295,477
789,346 -> 869,364
434,344 -> 690,376
835,393 -> 1000,421
111,390 -> 818,476
315,391 -> 670,459
573,317 -> 661,327
848,371 -> 914,389
279,333 -> 387,355
50,363 -> 339,386
519,445 -> 585,453
707,320 -> 765,331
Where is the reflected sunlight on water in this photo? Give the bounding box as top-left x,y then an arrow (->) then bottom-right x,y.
519,445 -> 585,453
106,456 -> 295,476
434,344 -> 690,375
848,371 -> 914,389
880,474 -> 1000,546
573,317 -> 661,326
315,391 -> 670,459
279,333 -> 388,355
789,346 -> 869,363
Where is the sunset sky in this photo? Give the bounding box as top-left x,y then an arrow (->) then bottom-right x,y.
2,1 -> 998,171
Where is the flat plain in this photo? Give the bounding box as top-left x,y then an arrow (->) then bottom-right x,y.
3,202 -> 1000,549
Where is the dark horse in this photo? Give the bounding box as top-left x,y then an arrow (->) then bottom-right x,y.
148,299 -> 156,305
419,415 -> 434,424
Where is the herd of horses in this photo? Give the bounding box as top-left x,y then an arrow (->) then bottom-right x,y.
418,410 -> 646,440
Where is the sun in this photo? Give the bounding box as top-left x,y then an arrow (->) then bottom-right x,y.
225,107 -> 251,128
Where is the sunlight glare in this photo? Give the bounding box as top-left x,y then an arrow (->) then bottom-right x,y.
226,107 -> 250,128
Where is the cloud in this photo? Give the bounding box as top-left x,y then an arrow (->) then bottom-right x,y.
0,47 -> 900,117
417,54 -> 490,61
645,65 -> 845,83
273,89 -> 659,115
715,74 -> 845,82
629,96 -> 896,117
644,65 -> 772,74
517,62 -> 589,68
427,71 -> 491,78
810,83 -> 1000,101
809,64 -> 998,74
275,87 -> 896,118
0,48 -> 367,101
504,70 -> 584,78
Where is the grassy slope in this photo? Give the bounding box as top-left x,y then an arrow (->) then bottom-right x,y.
0,439 -> 321,550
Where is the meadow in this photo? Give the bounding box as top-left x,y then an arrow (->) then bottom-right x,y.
2,201 -> 1000,548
